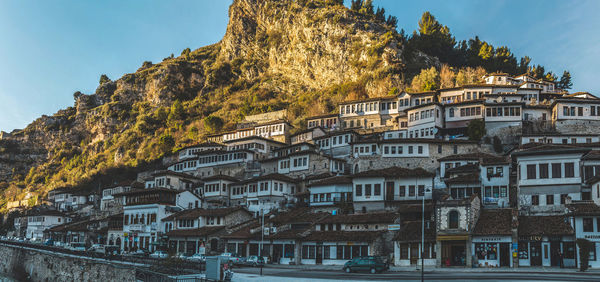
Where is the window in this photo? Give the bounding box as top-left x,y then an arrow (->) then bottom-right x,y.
400,244 -> 409,259
418,185 -> 425,196
448,211 -> 459,229
590,242 -> 597,261
539,164 -> 549,179
531,195 -> 539,206
584,218 -> 594,232
546,194 -> 554,205
560,194 -> 568,205
355,185 -> 362,196
418,146 -> 423,154
365,184 -> 372,196
565,163 -> 575,177
399,185 -> 406,197
552,163 -> 562,178
374,184 -> 381,196
526,164 -> 537,179
409,185 -> 415,197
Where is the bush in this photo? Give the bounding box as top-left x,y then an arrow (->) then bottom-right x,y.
577,238 -> 593,271
203,115 -> 224,134
99,74 -> 111,85
493,136 -> 502,153
467,119 -> 486,141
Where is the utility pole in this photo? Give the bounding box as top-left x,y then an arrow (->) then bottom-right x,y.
260,208 -> 264,276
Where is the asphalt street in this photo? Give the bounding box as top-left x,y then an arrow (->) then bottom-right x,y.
234,267 -> 600,281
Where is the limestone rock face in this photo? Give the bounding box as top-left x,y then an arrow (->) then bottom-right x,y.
0,0 -> 436,193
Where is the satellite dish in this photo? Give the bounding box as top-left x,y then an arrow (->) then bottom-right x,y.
497,199 -> 508,208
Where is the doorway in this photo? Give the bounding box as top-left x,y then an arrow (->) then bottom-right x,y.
550,241 -> 561,266
500,243 -> 510,267
386,182 -> 394,201
442,241 -> 466,266
530,242 -> 542,266
316,244 -> 323,264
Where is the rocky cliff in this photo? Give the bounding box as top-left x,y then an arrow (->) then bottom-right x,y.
0,0 -> 434,205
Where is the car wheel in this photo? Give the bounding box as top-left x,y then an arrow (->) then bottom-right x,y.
370,268 -> 376,274
345,267 -> 351,273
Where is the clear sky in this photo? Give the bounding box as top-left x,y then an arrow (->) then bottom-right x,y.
1,0 -> 598,133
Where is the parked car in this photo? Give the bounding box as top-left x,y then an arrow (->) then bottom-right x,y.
149,251 -> 169,259
105,246 -> 121,256
175,253 -> 190,260
244,255 -> 265,267
125,249 -> 149,257
67,242 -> 86,252
43,239 -> 54,246
220,252 -> 245,264
343,257 -> 387,274
188,253 -> 206,262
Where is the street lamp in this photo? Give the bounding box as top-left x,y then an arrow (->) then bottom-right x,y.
260,207 -> 265,276
421,181 -> 431,282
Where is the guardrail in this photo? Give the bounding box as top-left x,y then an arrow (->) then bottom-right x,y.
0,240 -> 205,275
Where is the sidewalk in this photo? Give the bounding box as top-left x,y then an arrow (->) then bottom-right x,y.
260,263 -> 600,274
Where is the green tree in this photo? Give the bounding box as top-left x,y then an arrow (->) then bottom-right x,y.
544,71 -> 557,82
467,119 -> 486,141
359,0 -> 374,15
203,115 -> 224,134
350,0 -> 363,11
577,238 -> 593,271
478,42 -> 494,60
168,100 -> 185,122
410,67 -> 439,91
158,134 -> 175,152
493,136 -> 503,153
558,70 -> 573,89
99,74 -> 111,85
181,48 -> 191,57
375,7 -> 385,21
386,15 -> 398,28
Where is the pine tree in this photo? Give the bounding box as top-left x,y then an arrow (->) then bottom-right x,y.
375,7 -> 386,21
350,0 -> 363,12
558,71 -> 573,89
359,0 -> 374,15
386,15 -> 398,28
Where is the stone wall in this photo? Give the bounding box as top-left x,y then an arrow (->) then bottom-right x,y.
0,243 -> 135,282
555,120 -> 600,134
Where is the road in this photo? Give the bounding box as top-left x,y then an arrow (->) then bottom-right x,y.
234,267 -> 600,281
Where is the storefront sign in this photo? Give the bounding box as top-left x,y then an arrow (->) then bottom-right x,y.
437,235 -> 468,241
472,236 -> 510,243
388,224 -> 400,231
518,235 -> 542,241
584,235 -> 600,241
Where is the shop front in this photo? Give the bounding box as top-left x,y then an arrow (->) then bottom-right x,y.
438,235 -> 469,267
518,216 -> 576,268
472,236 -> 512,267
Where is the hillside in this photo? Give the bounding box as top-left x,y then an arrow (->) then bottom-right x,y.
0,0 -> 555,209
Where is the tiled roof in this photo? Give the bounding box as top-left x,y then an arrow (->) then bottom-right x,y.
445,173 -> 480,184
446,163 -> 479,174
512,144 -> 590,156
353,166 -> 434,178
518,215 -> 574,236
319,212 -> 398,224
438,153 -> 509,165
307,176 -> 352,187
393,221 -> 436,242
162,207 -> 247,221
165,226 -> 225,237
201,175 -> 239,182
583,150 -> 600,160
303,231 -> 385,242
567,202 -> 600,216
268,208 -> 330,225
473,209 -> 513,236
152,170 -> 203,180
113,187 -> 179,197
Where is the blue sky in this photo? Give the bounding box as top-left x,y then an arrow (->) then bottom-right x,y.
0,0 -> 598,132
